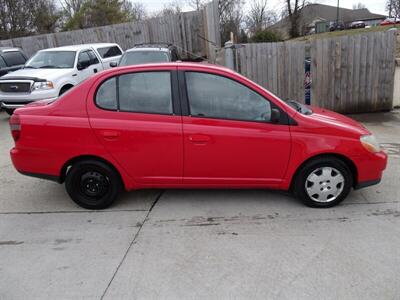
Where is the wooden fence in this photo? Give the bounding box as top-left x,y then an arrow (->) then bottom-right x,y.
311,30 -> 397,113
234,42 -> 305,103
229,30 -> 397,113
0,0 -> 221,60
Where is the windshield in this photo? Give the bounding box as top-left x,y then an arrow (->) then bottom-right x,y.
25,51 -> 76,69
286,100 -> 313,115
119,51 -> 170,66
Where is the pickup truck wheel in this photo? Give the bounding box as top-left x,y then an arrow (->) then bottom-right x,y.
293,157 -> 353,208
4,108 -> 14,115
59,85 -> 72,96
65,160 -> 122,210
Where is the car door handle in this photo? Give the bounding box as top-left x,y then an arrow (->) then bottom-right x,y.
189,134 -> 210,144
100,130 -> 120,140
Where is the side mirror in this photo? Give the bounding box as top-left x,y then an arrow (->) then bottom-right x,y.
110,61 -> 118,68
270,108 -> 281,123
77,61 -> 89,70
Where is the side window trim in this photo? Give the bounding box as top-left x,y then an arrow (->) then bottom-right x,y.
0,56 -> 7,68
94,70 -> 181,116
179,70 -> 289,125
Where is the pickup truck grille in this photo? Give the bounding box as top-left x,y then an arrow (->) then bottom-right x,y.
0,82 -> 31,93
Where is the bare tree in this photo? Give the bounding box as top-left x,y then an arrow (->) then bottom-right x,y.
122,2 -> 147,21
61,0 -> 85,19
187,0 -> 205,11
32,0 -> 62,33
387,0 -> 400,19
246,0 -> 277,34
154,0 -> 183,17
0,0 -> 61,38
283,0 -> 306,38
352,2 -> 366,9
218,0 -> 245,43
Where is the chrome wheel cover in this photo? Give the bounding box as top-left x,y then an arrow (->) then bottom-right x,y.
305,167 -> 345,203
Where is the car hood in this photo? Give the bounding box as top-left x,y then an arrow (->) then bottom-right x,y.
307,106 -> 369,135
2,68 -> 72,80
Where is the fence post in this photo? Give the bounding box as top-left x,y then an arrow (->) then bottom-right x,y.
224,41 -> 235,70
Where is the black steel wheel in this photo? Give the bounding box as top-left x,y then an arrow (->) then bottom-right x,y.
65,160 -> 122,209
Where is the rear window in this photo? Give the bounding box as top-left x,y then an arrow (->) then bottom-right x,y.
119,51 -> 170,66
2,51 -> 26,66
97,46 -> 122,58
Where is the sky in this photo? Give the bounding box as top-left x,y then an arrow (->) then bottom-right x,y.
142,0 -> 388,16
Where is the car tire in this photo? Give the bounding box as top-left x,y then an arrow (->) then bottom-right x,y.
293,157 -> 353,208
4,108 -> 14,115
65,160 -> 122,210
59,86 -> 72,96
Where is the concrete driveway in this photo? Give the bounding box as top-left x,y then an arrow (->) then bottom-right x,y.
0,110 -> 399,300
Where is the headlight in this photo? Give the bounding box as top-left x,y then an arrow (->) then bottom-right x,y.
33,81 -> 54,90
360,134 -> 380,153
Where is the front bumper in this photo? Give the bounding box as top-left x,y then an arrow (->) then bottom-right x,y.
0,89 -> 58,109
1,97 -> 57,109
350,151 -> 388,188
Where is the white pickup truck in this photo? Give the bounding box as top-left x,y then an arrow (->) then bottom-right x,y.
0,43 -> 123,115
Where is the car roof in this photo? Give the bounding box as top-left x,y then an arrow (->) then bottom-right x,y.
40,43 -> 120,52
100,62 -> 235,76
0,47 -> 22,52
125,47 -> 170,53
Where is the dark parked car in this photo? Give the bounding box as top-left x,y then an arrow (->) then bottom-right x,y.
112,43 -> 180,67
350,21 -> 366,29
329,21 -> 345,31
0,48 -> 27,77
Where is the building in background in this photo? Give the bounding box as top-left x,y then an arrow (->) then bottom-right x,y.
268,4 -> 386,38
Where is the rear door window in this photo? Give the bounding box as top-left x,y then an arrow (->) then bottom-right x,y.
2,51 -> 26,66
97,46 -> 122,58
119,72 -> 172,114
95,72 -> 173,115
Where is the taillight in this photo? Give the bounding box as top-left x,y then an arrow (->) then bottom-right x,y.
9,114 -> 21,142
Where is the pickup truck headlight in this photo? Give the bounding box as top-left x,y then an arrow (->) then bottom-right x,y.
33,81 -> 54,90
360,134 -> 381,153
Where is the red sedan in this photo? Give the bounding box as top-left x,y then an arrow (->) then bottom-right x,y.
9,63 -> 387,209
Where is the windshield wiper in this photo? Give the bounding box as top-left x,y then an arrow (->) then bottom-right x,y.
24,66 -> 37,69
39,65 -> 57,69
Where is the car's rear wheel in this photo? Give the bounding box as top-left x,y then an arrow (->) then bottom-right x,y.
293,157 -> 353,208
65,160 -> 122,209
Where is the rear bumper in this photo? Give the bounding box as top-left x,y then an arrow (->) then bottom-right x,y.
10,147 -> 60,181
18,170 -> 60,183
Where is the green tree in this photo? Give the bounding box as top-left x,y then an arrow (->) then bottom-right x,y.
250,29 -> 282,43
63,0 -> 138,30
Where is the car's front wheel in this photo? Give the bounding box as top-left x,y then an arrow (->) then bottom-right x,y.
4,108 -> 14,115
65,160 -> 122,209
293,157 -> 353,208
